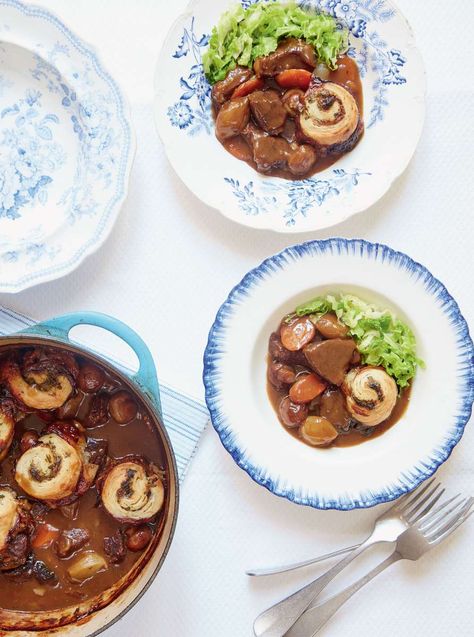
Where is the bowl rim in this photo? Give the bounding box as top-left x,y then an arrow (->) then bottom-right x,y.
0,334 -> 179,635
154,0 -> 427,233
0,0 -> 136,293
203,238 -> 474,510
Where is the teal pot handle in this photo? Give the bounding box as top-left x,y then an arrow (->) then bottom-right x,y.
19,312 -> 161,414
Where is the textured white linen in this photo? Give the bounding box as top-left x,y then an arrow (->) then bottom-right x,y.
0,1 -> 472,636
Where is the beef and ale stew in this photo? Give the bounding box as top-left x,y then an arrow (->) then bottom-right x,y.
212,40 -> 363,180
0,346 -> 166,612
204,3 -> 364,179
267,294 -> 422,448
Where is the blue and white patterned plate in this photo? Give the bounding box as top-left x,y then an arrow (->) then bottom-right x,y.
0,0 -> 134,292
154,0 -> 425,232
203,239 -> 474,509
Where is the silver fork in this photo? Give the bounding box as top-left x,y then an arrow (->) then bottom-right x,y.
253,479 -> 446,637
286,494 -> 474,637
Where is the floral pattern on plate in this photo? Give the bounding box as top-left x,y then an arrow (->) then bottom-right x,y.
0,0 -> 134,292
155,0 -> 425,232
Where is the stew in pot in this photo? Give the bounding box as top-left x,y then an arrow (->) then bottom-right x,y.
0,346 -> 166,612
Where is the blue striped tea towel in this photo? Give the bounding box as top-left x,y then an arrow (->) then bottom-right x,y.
0,306 -> 209,482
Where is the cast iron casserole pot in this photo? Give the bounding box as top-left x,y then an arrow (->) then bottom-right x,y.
0,312 -> 179,636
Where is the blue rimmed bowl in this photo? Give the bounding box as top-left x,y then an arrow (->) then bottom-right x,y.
0,0 -> 134,292
203,239 -> 474,510
154,0 -> 425,232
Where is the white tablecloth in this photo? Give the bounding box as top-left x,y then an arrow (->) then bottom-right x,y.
1,1 -> 473,635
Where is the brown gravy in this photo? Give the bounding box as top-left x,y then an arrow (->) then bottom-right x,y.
267,380 -> 411,448
0,348 -> 166,612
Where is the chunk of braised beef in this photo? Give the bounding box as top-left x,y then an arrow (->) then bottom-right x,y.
60,501 -> 79,520
30,501 -> 50,520
281,118 -> 297,143
288,145 -> 317,176
242,121 -> 267,148
268,332 -> 307,367
254,39 -> 316,77
104,530 -> 126,564
320,387 -> 353,432
36,410 -> 57,423
248,90 -> 287,134
85,392 -> 110,428
212,66 -> 253,107
304,339 -> 356,386
253,136 -> 291,172
55,528 -> 90,559
57,393 -> 83,420
33,559 -> 57,584
3,553 -> 34,581
84,438 -> 108,469
0,534 -> 29,571
267,362 -> 296,391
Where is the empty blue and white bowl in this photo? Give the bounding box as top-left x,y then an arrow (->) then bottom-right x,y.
0,0 -> 134,292
203,239 -> 474,509
155,0 -> 425,232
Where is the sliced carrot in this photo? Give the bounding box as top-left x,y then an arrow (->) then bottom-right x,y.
231,76 -> 265,99
276,69 -> 312,90
31,523 -> 60,549
289,373 -> 327,404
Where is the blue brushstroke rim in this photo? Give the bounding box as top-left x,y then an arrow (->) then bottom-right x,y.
0,0 -> 133,291
203,238 -> 474,510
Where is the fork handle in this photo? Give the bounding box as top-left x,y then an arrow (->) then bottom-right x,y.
285,552 -> 402,637
246,544 -> 360,577
253,536 -> 382,637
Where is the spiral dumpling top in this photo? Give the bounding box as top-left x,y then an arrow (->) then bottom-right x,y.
98,457 -> 165,524
299,80 -> 360,149
343,366 -> 398,427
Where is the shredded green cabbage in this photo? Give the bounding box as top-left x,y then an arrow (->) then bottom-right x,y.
295,294 -> 424,388
202,2 -> 348,84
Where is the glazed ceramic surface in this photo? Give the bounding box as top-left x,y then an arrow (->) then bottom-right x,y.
154,0 -> 425,232
203,239 -> 474,509
0,0 -> 134,292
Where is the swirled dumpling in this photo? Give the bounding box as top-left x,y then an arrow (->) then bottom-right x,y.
299,80 -> 362,153
15,432 -> 82,501
98,457 -> 164,524
15,421 -> 107,506
0,357 -> 74,410
343,366 -> 398,427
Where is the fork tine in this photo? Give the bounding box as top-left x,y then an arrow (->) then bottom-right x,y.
418,495 -> 465,532
420,493 -> 462,522
424,498 -> 474,542
402,483 -> 442,522
395,478 -> 436,514
430,510 -> 474,546
409,488 -> 446,524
